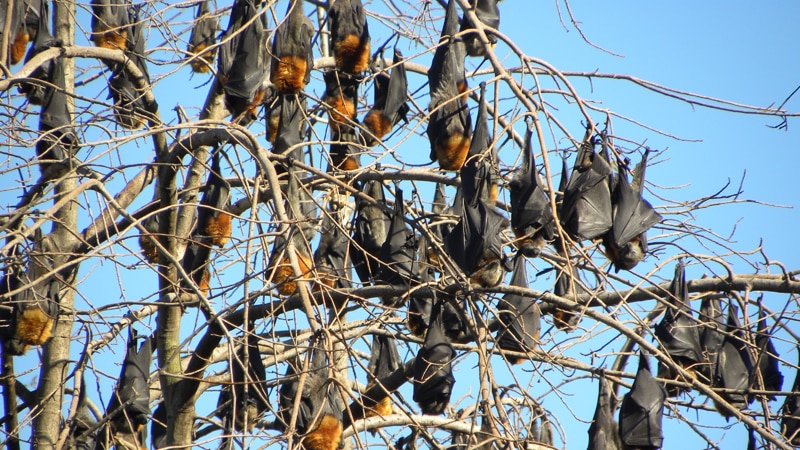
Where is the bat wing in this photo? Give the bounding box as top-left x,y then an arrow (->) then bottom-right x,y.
314,213 -> 352,296
611,168 -> 661,247
20,1 -> 59,105
38,57 -> 78,165
196,151 -> 232,245
189,0 -> 217,51
384,48 -> 410,125
328,0 -> 370,74
698,297 -> 725,382
217,0 -> 249,78
378,189 -> 418,296
229,333 -> 269,429
351,180 -> 391,283
753,311 -> 783,397
273,93 -> 306,161
496,255 -> 540,361
618,356 -> 665,448
462,0 -> 500,57
109,329 -> 152,433
224,0 -> 267,109
510,123 -> 555,242
270,0 -> 314,93
90,0 -> 129,51
561,143 -> 613,240
714,302 -> 755,414
588,373 -> 622,450
655,261 -> 702,365
413,305 -> 456,415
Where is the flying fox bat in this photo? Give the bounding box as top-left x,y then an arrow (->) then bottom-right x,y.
407,236 -> 435,337
602,148 -> 661,271
351,180 -> 391,284
278,345 -> 345,450
713,301 -> 755,418
509,120 -> 555,257
528,402 -> 555,447
496,255 -> 540,364
698,296 -> 725,384
0,259 -> 60,355
37,56 -> 79,177
19,0 -> 60,105
196,151 -> 232,248
91,0 -> 129,51
217,333 -> 269,431
461,0 -> 500,57
618,355 -> 666,449
781,348 -> 800,445
150,403 -> 166,450
98,328 -> 151,450
427,0 -> 471,171
217,0 -> 248,81
223,0 -> 268,123
181,240 -> 212,296
268,168 -> 316,295
363,333 -> 401,417
460,83 -> 498,204
550,239 -> 587,330
187,0 -> 218,73
328,130 -> 362,171
425,182 -> 449,268
313,210 -> 352,310
752,309 -> 783,400
107,6 -> 152,130
270,93 -> 306,165
560,127 -> 613,241
328,0 -> 370,74
654,260 -> 703,397
441,295 -> 470,344
71,376 -> 97,450
138,213 -> 160,264
377,189 -> 418,305
1,0 -> 24,66
413,302 -> 457,415
322,70 -> 360,135
363,47 -> 409,146
270,0 -> 314,94
588,372 -> 622,450
445,161 -> 508,288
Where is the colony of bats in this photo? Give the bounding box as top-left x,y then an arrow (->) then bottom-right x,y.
0,0 -> 798,449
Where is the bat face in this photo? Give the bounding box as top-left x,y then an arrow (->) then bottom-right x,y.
378,189 -> 418,304
328,0 -> 370,74
560,132 -> 613,241
781,349 -> 800,445
753,311 -> 783,399
197,151 -> 232,248
413,304 -> 456,415
270,0 -> 314,94
713,302 -> 755,417
496,255 -> 540,364
223,0 -> 268,124
363,47 -> 409,146
509,123 -> 555,258
187,0 -> 218,73
107,329 -> 152,436
461,0 -> 500,57
90,0 -> 129,51
588,373 -> 622,450
618,356 -> 665,449
654,260 -> 703,396
351,180 -> 391,283
323,70 -> 360,135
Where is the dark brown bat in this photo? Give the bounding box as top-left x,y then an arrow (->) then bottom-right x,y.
378,188 -> 418,306
19,0 -> 60,105
1,0 -> 24,65
98,328 -> 151,449
413,302 -> 456,415
364,333 -> 401,417
509,120 -> 555,257
187,0 -> 218,73
441,295 -> 470,344
588,372 -> 622,450
217,0 -> 249,81
698,296 -> 725,384
322,69 -> 360,135
328,0 -> 370,74
71,376 -> 97,450
196,151 -> 232,248
91,0 -> 129,51
181,244 -> 211,296
150,402 -> 166,450
271,93 -> 307,164
312,210 -> 352,310
223,0 -> 268,123
781,348 -> 800,445
363,47 -> 409,146
38,56 -> 79,177
328,129 -> 362,172
461,0 -> 500,57
427,0 -> 471,171
602,147 -> 661,271
351,180 -> 391,284
560,127 -> 613,241
712,301 -> 755,418
550,241 -> 586,330
218,333 -> 269,431
424,182 -> 451,270
618,355 -> 666,449
107,6 -> 152,130
654,260 -> 703,397
407,236 -> 435,337
752,308 -> 783,400
270,0 -> 314,94
138,213 -> 160,264
495,254 -> 540,364
278,344 -> 345,450
459,82 -> 497,205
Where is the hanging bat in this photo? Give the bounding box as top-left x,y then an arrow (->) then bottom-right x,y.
98,328 -> 151,450
195,151 -> 232,247
509,120 -> 555,257
313,209 -> 352,310
781,348 -> 800,445
378,188 -> 418,306
427,0 -> 471,171
0,257 -> 60,355
588,372 -> 622,450
363,47 -> 409,146
425,182 -> 450,268
19,0 -> 60,105
461,0 -> 500,57
1,0 -> 24,66
187,0 -> 218,73
551,247 -> 587,330
752,308 -> 783,400
328,129 -> 362,171
267,167 -> 316,295
407,236 -> 435,337
618,355 -> 666,449
181,240 -> 212,296
217,0 -> 249,82
270,0 -> 314,94
527,400 -> 554,447
278,344 -> 345,450
413,302 -> 457,415
495,254 -> 540,364
223,0 -> 268,124
71,375 -> 97,450
460,82 -> 498,204
91,0 -> 129,51
351,180 -> 391,284
441,295 -> 470,344
328,0 -> 370,74
150,403 -> 166,450
560,127 -> 613,241
271,93 -> 307,165
698,296 -> 725,384
37,56 -> 79,177
218,333 -> 269,431
602,147 -> 661,271
322,69 -> 360,135
107,6 -> 152,130
654,260 -> 703,397
712,301 -> 755,418
363,333 -> 401,417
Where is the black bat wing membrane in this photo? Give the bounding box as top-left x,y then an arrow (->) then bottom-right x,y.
461,0 -> 500,57
495,255 -> 540,364
618,356 -> 666,449
413,305 -> 456,415
588,372 -> 622,450
561,137 -> 613,241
